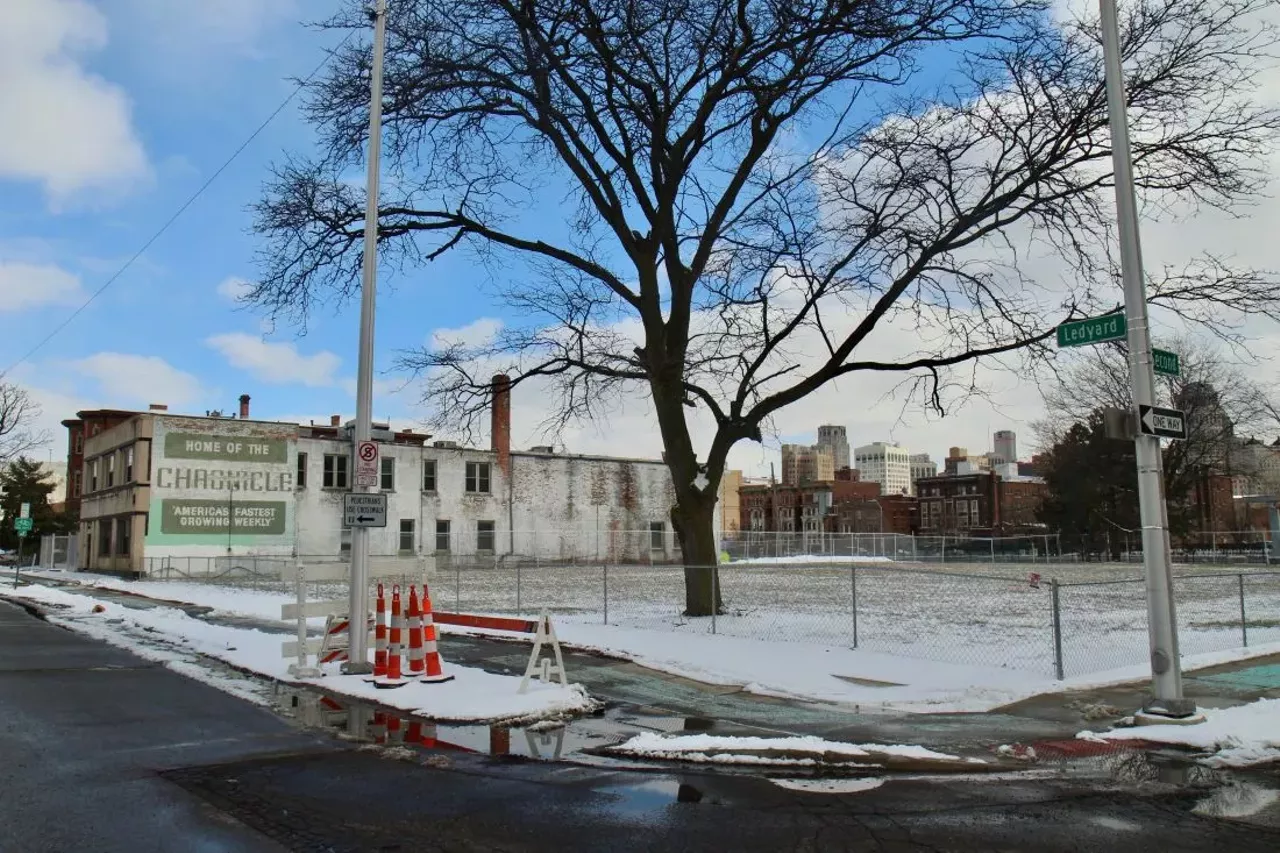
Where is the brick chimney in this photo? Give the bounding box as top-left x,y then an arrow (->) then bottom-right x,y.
238,394 -> 251,419
491,374 -> 511,476
330,414 -> 341,427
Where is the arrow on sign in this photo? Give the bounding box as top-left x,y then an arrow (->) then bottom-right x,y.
356,515 -> 376,523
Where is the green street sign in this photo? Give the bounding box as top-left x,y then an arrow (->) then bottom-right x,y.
1153,348 -> 1180,377
1057,313 -> 1127,348
13,518 -> 32,536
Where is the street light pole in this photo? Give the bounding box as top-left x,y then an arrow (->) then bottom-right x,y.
344,0 -> 388,675
1099,0 -> 1192,717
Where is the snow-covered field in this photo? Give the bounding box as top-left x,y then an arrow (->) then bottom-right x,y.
19,569 -> 1280,714
2,582 -> 593,723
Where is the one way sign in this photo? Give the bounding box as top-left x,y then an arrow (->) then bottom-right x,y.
343,492 -> 388,528
1138,405 -> 1187,440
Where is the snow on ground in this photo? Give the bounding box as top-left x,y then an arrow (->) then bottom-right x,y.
772,778 -> 886,794
730,555 -> 893,565
1,584 -> 593,723
608,733 -> 985,768
1079,699 -> 1280,767
25,571 -> 1280,713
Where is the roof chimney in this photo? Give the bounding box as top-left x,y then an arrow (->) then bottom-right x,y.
238,394 -> 250,419
149,403 -> 168,412
330,414 -> 341,427
491,374 -> 511,477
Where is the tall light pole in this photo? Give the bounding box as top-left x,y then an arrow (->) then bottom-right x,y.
1099,0 -> 1193,717
344,0 -> 388,675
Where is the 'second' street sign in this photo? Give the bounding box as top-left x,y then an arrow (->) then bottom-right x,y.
1056,313 -> 1127,348
1153,348 -> 1180,377
343,492 -> 387,528
13,518 -> 32,536
354,440 -> 379,488
1138,405 -> 1187,440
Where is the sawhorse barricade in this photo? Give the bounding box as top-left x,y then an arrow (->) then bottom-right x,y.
431,611 -> 569,694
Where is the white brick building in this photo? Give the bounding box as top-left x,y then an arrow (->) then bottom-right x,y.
64,378 -> 679,576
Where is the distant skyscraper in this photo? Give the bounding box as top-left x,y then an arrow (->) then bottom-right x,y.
854,442 -> 913,496
816,425 -> 851,471
909,453 -> 937,494
993,430 -> 1017,465
781,443 -> 835,486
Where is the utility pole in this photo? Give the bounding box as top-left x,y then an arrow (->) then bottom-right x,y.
1099,0 -> 1193,717
344,0 -> 388,675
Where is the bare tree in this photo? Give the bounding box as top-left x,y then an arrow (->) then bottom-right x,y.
0,383 -> 46,465
1033,337 -> 1280,483
251,0 -> 1280,613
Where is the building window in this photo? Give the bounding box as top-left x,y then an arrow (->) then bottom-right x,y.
323,454 -> 349,489
650,521 -> 665,549
116,517 -> 131,556
90,459 -> 99,493
465,461 -> 491,494
340,527 -> 352,554
125,447 -> 134,482
435,520 -> 451,552
476,520 -> 495,552
970,498 -> 980,520
72,471 -> 81,496
98,519 -> 111,557
422,459 -> 437,492
73,432 -> 83,453
106,453 -> 115,488
380,456 -> 395,491
399,519 -> 415,554
296,452 -> 308,488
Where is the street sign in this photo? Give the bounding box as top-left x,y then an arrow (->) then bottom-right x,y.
1138,405 -> 1187,440
19,502 -> 30,520
14,518 -> 32,536
1056,313 -> 1126,348
1153,348 -> 1180,377
355,440 -> 379,488
343,492 -> 387,528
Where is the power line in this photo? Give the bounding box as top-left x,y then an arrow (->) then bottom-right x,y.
0,32 -> 354,382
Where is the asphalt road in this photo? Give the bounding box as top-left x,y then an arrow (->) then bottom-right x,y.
3,597 -> 1280,852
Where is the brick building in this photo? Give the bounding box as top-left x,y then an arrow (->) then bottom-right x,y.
739,478 -> 881,533
916,472 -> 1047,534
60,409 -> 137,518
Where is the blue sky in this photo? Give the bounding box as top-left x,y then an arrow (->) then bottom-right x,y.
4,0 -> 1279,475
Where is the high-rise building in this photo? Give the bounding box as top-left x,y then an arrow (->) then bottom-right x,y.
853,442 -> 912,496
909,453 -> 937,494
780,443 -> 835,486
816,425 -> 851,472
993,430 -> 1017,465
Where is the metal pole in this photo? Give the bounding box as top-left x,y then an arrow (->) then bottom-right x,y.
603,564 -> 609,625
1238,573 -> 1248,648
990,536 -> 995,565
1051,578 -> 1064,681
710,566 -> 717,635
344,0 -> 388,675
850,564 -> 858,648
516,562 -> 522,615
1100,0 -> 1189,716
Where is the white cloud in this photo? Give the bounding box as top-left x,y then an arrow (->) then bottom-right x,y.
0,261 -> 84,311
216,276 -> 253,302
0,0 -> 151,205
206,333 -> 341,387
69,353 -> 203,407
119,0 -> 300,57
429,317 -> 505,351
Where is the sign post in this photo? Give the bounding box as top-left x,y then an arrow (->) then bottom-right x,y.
1138,405 -> 1188,440
343,493 -> 387,528
355,441 -> 379,488
1100,0 -> 1193,719
345,0 -> 388,675
13,517 -> 31,589
1056,313 -> 1127,348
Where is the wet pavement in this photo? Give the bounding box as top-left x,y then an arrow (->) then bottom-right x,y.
5,590 -> 1280,850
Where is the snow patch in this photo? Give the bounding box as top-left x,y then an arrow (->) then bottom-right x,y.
772,777 -> 886,794
1078,698 -> 1280,767
609,733 -> 980,768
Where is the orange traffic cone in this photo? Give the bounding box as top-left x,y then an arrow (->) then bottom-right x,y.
375,585 -> 408,689
387,714 -> 404,745
406,586 -> 426,676
373,583 -> 388,677
370,711 -> 387,744
420,584 -> 455,684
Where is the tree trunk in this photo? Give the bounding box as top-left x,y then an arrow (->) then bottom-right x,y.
671,493 -> 723,617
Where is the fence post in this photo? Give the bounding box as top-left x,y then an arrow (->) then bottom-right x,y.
516,563 -> 522,615
455,562 -> 461,613
850,564 -> 859,648
1238,573 -> 1248,648
603,564 -> 609,625
990,537 -> 995,564
710,566 -> 717,635
1051,579 -> 1064,680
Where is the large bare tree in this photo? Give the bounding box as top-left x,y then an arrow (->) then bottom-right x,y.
251,0 -> 1280,613
0,383 -> 46,465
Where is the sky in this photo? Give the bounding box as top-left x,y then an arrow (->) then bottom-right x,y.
2,0 -> 1279,478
